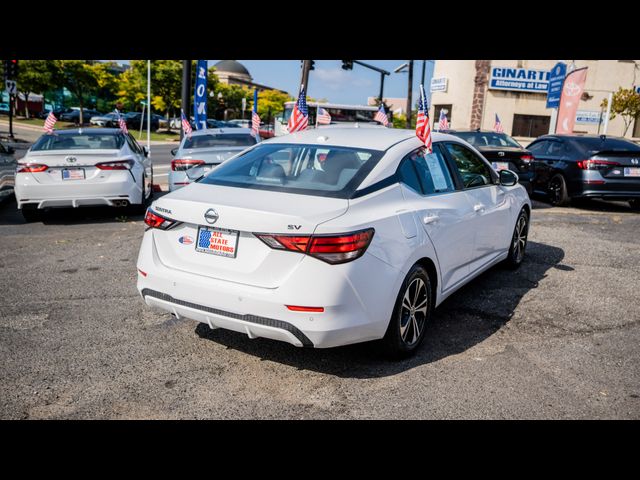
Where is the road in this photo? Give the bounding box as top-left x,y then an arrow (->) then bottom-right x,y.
0,196 -> 638,419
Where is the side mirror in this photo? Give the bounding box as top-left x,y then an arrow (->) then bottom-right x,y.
499,169 -> 519,187
143,146 -> 149,157
170,148 -> 178,156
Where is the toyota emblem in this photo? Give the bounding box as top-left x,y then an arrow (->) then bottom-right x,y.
204,208 -> 219,224
65,156 -> 77,163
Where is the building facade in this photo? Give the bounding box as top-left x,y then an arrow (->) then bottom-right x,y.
429,60 -> 640,142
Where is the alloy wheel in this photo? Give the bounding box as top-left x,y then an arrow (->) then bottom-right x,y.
512,213 -> 528,263
400,277 -> 428,346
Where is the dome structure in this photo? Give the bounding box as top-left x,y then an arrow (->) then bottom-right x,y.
213,60 -> 252,84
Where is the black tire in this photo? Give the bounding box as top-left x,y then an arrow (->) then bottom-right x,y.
629,199 -> 640,211
381,264 -> 432,359
548,173 -> 570,207
504,208 -> 529,269
21,205 -> 41,223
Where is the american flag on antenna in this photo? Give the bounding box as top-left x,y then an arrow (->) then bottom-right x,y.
317,107 -> 331,125
181,109 -> 192,137
43,110 -> 57,133
115,110 -> 128,134
374,104 -> 389,127
287,85 -> 308,133
415,85 -> 432,153
251,110 -> 261,136
494,113 -> 504,133
438,109 -> 449,131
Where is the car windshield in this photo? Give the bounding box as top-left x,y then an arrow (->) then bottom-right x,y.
452,132 -> 522,148
183,133 -> 257,149
198,143 -> 385,198
31,132 -> 125,151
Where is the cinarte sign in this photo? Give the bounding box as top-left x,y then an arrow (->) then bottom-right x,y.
489,67 -> 550,93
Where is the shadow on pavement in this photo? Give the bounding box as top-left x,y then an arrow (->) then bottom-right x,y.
532,194 -> 636,214
195,241 -> 566,378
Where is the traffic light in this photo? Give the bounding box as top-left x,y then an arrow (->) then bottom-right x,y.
309,60 -> 315,71
5,59 -> 18,79
341,60 -> 353,70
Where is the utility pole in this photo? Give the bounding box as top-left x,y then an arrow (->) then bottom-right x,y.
181,60 -> 192,140
300,60 -> 312,91
405,60 -> 414,129
421,60 -> 426,87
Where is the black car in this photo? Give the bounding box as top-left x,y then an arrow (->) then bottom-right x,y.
123,112 -> 159,131
527,134 -> 640,209
444,129 -> 535,195
60,109 -> 102,123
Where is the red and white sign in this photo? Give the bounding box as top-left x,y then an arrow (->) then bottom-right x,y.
556,67 -> 588,135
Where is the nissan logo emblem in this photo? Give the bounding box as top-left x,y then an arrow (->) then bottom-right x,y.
65,156 -> 77,163
204,208 -> 219,224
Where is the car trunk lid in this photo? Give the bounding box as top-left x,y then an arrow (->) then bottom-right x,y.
479,146 -> 533,173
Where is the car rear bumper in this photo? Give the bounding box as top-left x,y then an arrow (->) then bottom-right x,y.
136,231 -> 401,348
15,173 -> 141,209
570,177 -> 640,200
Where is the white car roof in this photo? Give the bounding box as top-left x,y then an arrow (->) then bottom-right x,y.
265,127 -> 460,151
188,127 -> 253,136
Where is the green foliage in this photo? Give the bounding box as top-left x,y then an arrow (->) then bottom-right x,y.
15,60 -> 59,117
252,89 -> 293,121
212,83 -> 253,119
602,87 -> 640,136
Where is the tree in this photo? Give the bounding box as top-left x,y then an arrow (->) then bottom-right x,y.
149,60 -> 182,124
602,87 -> 640,136
16,60 -> 58,118
213,83 -> 253,120
251,89 -> 292,123
116,60 -> 147,112
55,60 -> 100,124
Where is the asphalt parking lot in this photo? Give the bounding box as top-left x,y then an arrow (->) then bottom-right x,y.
1,195 -> 639,419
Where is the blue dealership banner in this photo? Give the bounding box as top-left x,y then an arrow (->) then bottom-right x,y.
546,62 -> 567,109
489,67 -> 550,93
194,60 -> 208,130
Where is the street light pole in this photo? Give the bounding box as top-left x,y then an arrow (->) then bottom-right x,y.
406,60 -> 414,129
379,72 -> 385,104
300,60 -> 312,91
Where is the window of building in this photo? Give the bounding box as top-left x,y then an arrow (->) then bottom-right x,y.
512,114 -> 551,137
433,104 -> 452,125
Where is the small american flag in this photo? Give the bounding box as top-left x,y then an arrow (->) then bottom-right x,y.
416,85 -> 432,153
438,109 -> 449,131
181,109 -> 192,138
115,110 -> 128,134
287,85 -> 308,133
251,110 -> 261,136
317,107 -> 331,125
43,111 -> 57,133
374,104 -> 389,127
494,113 -> 504,133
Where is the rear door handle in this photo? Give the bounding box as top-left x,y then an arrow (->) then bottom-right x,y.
423,214 -> 440,225
474,204 -> 485,212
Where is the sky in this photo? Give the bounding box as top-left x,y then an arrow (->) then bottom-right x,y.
208,60 -> 436,106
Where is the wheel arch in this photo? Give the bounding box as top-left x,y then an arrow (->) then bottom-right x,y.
414,256 -> 438,310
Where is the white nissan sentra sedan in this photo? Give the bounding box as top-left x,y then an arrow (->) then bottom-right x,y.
15,128 -> 153,222
169,128 -> 259,191
136,128 -> 531,357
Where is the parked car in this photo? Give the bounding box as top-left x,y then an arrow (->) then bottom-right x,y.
527,134 -> 640,209
124,112 -> 159,131
0,142 -> 17,201
90,112 -> 121,127
227,119 -> 251,128
60,109 -> 102,124
14,128 -> 153,222
0,103 -> 10,114
137,128 -> 531,357
259,123 -> 275,139
168,128 -> 259,191
206,119 -> 240,129
444,129 -> 535,195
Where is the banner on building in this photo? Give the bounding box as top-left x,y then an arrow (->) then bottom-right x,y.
194,60 -> 208,130
489,67 -> 550,93
556,67 -> 588,134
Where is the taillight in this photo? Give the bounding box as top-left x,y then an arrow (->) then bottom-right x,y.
577,159 -> 620,170
171,159 -> 204,171
255,228 -> 374,264
144,209 -> 176,230
520,154 -> 534,164
96,160 -> 134,170
17,163 -> 48,173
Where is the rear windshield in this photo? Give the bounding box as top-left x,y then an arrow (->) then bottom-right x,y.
572,137 -> 640,155
451,132 -> 522,148
198,143 -> 384,198
183,133 -> 257,149
31,132 -> 125,151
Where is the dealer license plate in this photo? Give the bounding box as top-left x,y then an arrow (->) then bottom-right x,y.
62,168 -> 85,180
491,162 -> 509,171
195,226 -> 239,258
623,167 -> 640,177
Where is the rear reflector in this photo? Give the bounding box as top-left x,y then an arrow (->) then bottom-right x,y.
96,160 -> 134,170
17,163 -> 48,173
144,209 -> 176,230
172,159 -> 205,171
255,228 -> 375,264
286,305 -> 324,313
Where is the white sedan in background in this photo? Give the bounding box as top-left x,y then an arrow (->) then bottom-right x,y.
169,128 -> 259,191
15,128 -> 153,222
137,128 -> 531,357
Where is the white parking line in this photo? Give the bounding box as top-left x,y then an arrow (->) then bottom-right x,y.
154,173 -> 169,177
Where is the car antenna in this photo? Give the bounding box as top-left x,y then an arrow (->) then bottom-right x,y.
600,134 -> 606,141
